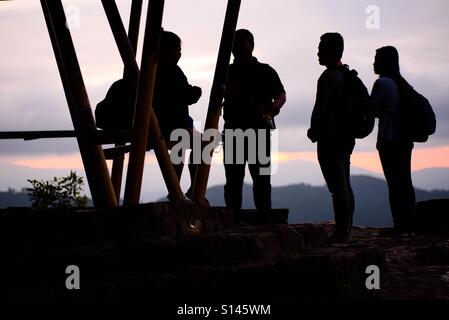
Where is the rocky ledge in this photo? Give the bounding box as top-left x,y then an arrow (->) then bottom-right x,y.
0,200 -> 448,300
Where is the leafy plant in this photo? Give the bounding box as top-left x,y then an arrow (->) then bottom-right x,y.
27,171 -> 88,209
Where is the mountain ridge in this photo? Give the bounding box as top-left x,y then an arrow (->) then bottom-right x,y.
205,174 -> 449,227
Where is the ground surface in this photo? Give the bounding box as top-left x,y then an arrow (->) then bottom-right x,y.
0,203 -> 448,300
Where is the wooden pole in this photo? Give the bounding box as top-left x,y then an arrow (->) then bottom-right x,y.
127,0 -> 143,64
41,0 -> 117,208
101,0 -> 139,81
111,0 -> 143,203
101,0 -> 142,202
191,0 -> 241,204
123,0 -> 184,205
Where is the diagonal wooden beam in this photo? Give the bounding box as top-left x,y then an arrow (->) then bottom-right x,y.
41,0 -> 117,208
101,0 -> 142,202
101,0 -> 139,82
191,0 -> 241,205
111,0 -> 143,203
127,0 -> 143,56
124,0 -> 184,205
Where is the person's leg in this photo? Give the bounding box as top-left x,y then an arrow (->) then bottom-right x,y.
401,143 -> 416,231
224,164 -> 245,211
163,129 -> 184,199
223,135 -> 246,212
248,129 -> 271,213
173,162 -> 184,182
248,163 -> 271,213
378,141 -> 415,232
318,141 -> 352,239
184,127 -> 202,199
342,150 -> 355,228
184,153 -> 196,199
378,143 -> 397,227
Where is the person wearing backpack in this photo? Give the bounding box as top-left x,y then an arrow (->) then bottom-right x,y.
307,33 -> 362,243
371,46 -> 429,234
153,31 -> 202,198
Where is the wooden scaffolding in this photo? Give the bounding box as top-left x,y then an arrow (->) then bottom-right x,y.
0,0 -> 241,208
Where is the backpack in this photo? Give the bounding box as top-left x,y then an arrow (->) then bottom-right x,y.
95,79 -> 135,130
398,83 -> 436,143
339,65 -> 375,139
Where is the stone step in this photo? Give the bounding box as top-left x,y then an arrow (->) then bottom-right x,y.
0,223 -> 329,297
0,224 -> 327,274
238,209 -> 289,225
0,205 -> 292,259
0,203 -> 228,253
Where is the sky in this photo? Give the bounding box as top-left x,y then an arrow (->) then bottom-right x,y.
1,0 -> 449,199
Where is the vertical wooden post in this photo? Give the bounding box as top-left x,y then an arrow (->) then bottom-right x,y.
191,0 -> 241,204
41,0 -> 117,208
102,0 -> 141,202
123,0 -> 184,205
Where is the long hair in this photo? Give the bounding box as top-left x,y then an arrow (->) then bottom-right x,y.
376,46 -> 409,88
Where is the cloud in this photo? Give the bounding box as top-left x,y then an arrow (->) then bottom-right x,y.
0,139 -> 79,156
1,0 -> 448,161
0,1 -> 40,12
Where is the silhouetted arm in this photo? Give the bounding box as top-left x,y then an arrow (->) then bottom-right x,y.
371,78 -> 399,118
184,85 -> 202,105
309,73 -> 329,140
160,65 -> 201,107
272,91 -> 286,116
268,66 -> 286,116
371,79 -> 385,118
174,66 -> 201,106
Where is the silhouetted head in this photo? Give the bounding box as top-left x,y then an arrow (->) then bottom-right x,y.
318,33 -> 344,67
232,29 -> 254,62
374,46 -> 400,77
159,31 -> 182,64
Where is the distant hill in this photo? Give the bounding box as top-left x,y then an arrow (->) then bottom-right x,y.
205,175 -> 449,227
0,189 -> 30,208
0,189 -> 93,208
412,168 -> 449,191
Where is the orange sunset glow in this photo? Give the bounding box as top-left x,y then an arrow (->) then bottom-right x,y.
276,145 -> 449,173
6,144 -> 449,174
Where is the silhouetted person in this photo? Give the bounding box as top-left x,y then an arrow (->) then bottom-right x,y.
223,29 -> 286,221
153,31 -> 202,197
371,46 -> 416,234
308,33 -> 355,243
